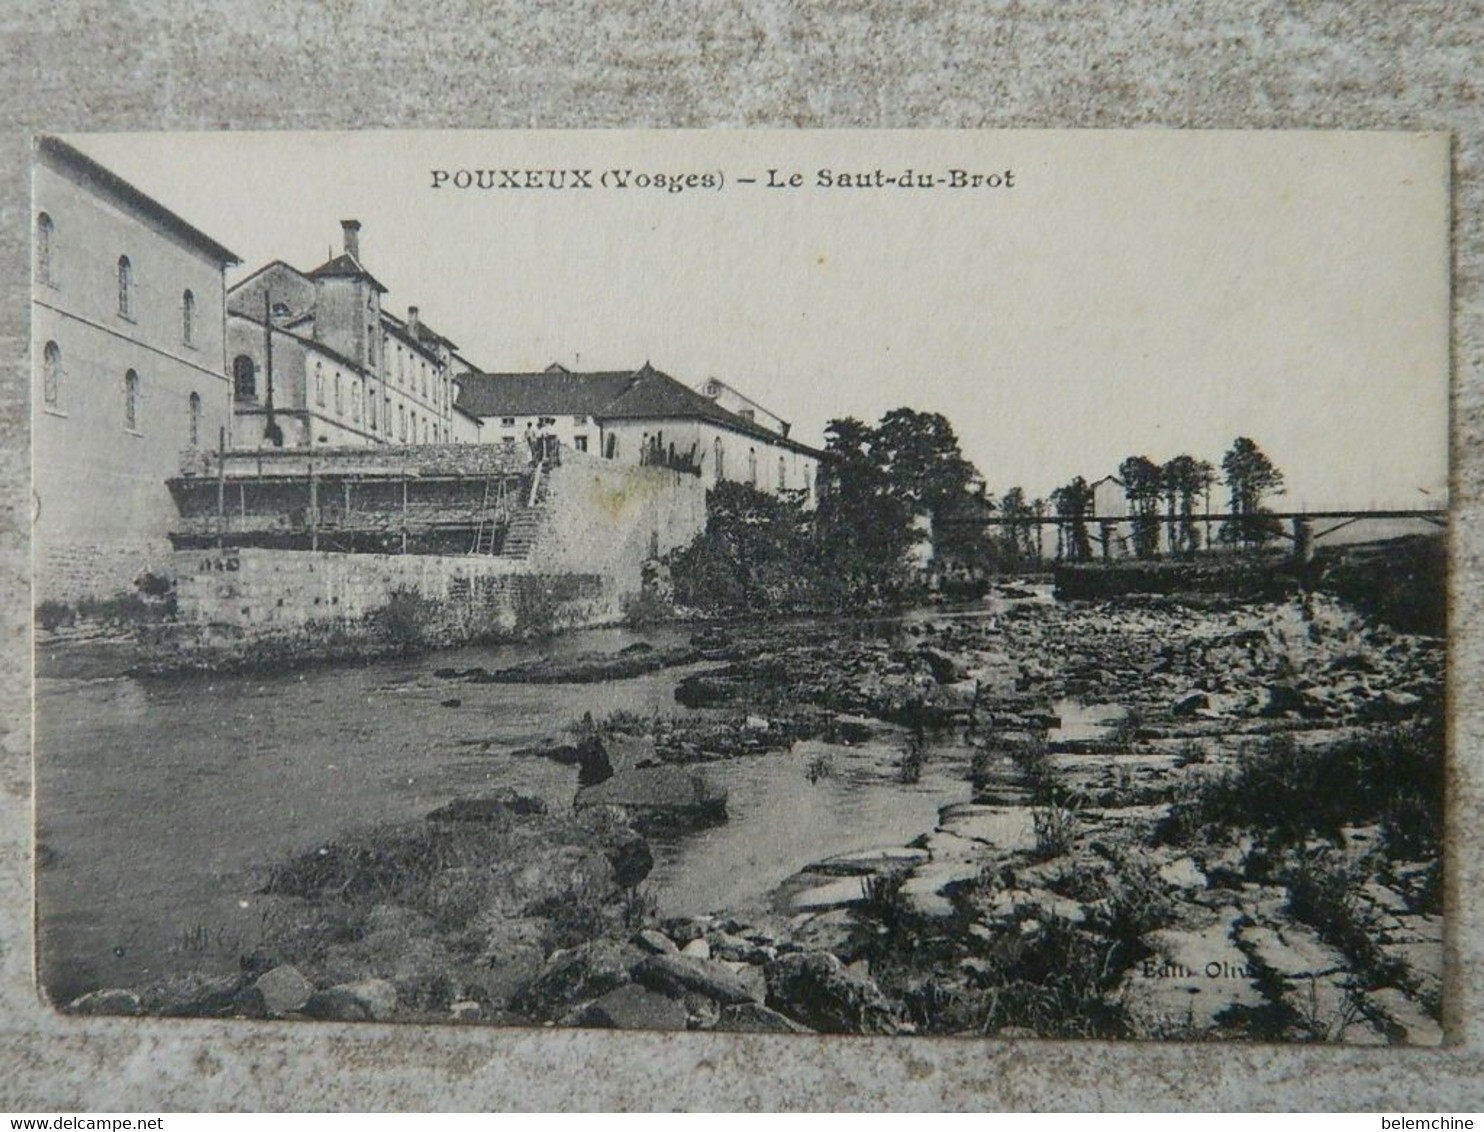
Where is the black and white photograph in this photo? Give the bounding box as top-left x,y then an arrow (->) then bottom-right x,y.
31,128 -> 1449,1044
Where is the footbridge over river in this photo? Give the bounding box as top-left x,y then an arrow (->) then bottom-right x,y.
959,508 -> 1447,563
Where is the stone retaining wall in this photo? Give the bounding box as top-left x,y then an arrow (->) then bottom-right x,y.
148,547 -> 610,668
36,538 -> 176,606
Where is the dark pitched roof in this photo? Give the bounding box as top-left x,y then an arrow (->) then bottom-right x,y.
382,310 -> 456,357
455,362 -> 826,457
36,136 -> 240,266
381,315 -> 443,366
307,252 -> 388,293
456,366 -> 637,419
602,364 -> 749,424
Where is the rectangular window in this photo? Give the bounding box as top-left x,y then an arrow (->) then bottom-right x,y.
573,435 -> 588,452
501,417 -> 516,427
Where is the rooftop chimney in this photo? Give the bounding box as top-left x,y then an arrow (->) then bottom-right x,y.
340,219 -> 361,260
407,305 -> 420,338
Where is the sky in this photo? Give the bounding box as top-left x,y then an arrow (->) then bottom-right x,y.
66,129 -> 1450,508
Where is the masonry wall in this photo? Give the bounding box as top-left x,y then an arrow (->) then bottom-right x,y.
532,451 -> 710,596
152,547 -> 610,668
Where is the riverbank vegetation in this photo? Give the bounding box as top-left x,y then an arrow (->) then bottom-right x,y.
671,408 -> 983,614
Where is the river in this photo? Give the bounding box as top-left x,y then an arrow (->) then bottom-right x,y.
34,620 -> 983,1004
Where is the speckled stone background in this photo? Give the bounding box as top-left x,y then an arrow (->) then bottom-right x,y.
1,0 -> 1480,1111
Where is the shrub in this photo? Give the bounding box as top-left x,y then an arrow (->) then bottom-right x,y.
1008,735 -> 1056,801
262,818 -> 514,933
806,750 -> 835,783
376,588 -> 438,651
898,732 -> 928,784
1031,797 -> 1082,861
1097,851 -> 1174,946
35,600 -> 75,631
620,589 -> 673,628
1162,714 -> 1443,857
971,919 -> 1130,1039
526,870 -> 618,953
135,571 -> 174,598
1283,846 -> 1408,989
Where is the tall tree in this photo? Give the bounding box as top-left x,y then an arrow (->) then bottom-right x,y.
999,486 -> 1031,564
1162,454 -> 1211,557
870,408 -> 978,518
814,416 -> 915,598
1050,476 -> 1095,560
1119,456 -> 1164,559
1220,437 -> 1286,549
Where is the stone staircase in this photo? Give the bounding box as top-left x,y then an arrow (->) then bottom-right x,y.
498,504 -> 549,560
497,466 -> 553,560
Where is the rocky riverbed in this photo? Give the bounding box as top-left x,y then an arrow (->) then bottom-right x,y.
67,577 -> 1445,1043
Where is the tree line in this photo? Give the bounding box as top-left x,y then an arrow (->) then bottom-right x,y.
669,422 -> 1289,615
995,436 -> 1286,564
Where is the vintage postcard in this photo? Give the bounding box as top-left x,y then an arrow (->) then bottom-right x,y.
31,129 -> 1448,1043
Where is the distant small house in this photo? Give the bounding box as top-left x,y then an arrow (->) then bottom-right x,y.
1088,474 -> 1132,557
1089,474 -> 1127,520
455,362 -> 824,502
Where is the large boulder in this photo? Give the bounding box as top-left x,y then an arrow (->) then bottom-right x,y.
577,732 -> 660,786
515,938 -> 644,1019
1261,683 -> 1321,719
764,951 -> 900,1034
631,953 -> 760,1006
1171,691 -> 1210,718
149,973 -> 246,1017
715,1002 -> 815,1034
570,983 -> 688,1031
427,789 -> 548,821
786,909 -> 874,964
574,766 -> 728,831
631,928 -> 680,955
303,978 -> 398,1022
251,964 -> 315,1016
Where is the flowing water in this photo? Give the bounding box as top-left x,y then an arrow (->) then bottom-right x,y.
34,620 -> 979,1002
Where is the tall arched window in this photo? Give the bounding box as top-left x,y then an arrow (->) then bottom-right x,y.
232,354 -> 256,401
188,392 -> 202,447
778,455 -> 787,491
42,341 -> 61,408
714,436 -> 725,480
182,289 -> 195,345
748,447 -> 757,486
314,364 -> 325,407
117,256 -> 133,318
36,213 -> 55,286
333,372 -> 342,415
123,370 -> 139,431
399,404 -> 406,441
351,380 -> 361,422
